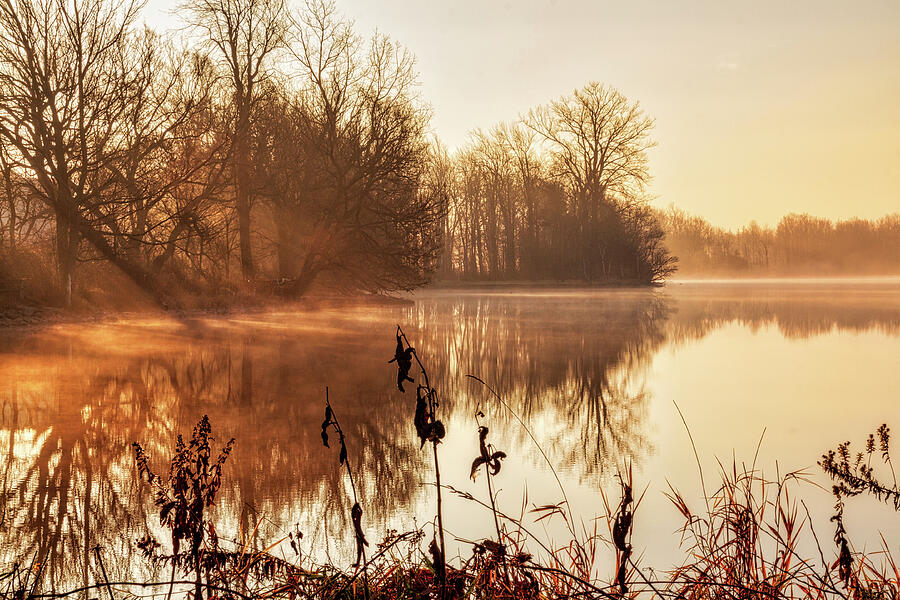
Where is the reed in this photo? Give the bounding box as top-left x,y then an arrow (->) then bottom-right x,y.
820,423 -> 900,599
133,415 -> 235,600
5,332 -> 900,600
390,324 -> 448,598
320,386 -> 371,599
16,418 -> 900,600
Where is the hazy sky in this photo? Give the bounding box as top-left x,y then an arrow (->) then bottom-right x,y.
142,0 -> 899,229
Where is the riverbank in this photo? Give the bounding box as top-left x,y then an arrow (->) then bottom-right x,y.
0,292 -> 413,330
426,278 -> 661,290
0,275 -> 666,328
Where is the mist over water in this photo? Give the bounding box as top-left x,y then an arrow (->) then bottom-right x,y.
1,280 -> 899,583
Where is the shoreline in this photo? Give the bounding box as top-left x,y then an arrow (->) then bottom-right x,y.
0,292 -> 414,331
3,275 -> 899,330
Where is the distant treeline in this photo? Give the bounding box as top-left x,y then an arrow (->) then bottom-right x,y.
433,84 -> 676,284
659,208 -> 900,276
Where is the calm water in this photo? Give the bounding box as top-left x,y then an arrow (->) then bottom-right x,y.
1,280 -> 899,586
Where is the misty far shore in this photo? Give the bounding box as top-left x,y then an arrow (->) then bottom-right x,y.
1,276 -> 899,331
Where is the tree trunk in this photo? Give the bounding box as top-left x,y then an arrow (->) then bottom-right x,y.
236,186 -> 253,279
4,172 -> 14,253
68,210 -> 175,306
285,259 -> 319,297
502,209 -> 516,277
235,110 -> 254,281
275,205 -> 298,280
55,210 -> 76,307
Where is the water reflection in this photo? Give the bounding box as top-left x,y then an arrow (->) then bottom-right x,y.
0,281 -> 898,587
665,280 -> 900,342
406,291 -> 672,478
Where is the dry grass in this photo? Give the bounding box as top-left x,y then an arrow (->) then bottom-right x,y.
2,331 -> 898,600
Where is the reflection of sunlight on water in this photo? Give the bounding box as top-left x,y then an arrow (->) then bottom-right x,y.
1,427 -> 48,459
0,282 -> 898,583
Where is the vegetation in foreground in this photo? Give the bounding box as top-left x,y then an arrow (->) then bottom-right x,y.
1,327 -> 898,599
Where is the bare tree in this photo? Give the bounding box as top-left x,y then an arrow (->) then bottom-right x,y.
437,82 -> 675,283
0,0 -> 175,304
500,123 -> 542,276
101,33 -> 224,267
470,127 -> 515,276
529,82 -> 655,279
278,0 -> 443,294
422,141 -> 456,278
181,0 -> 288,281
529,82 -> 654,213
0,139 -> 50,253
250,87 -> 313,281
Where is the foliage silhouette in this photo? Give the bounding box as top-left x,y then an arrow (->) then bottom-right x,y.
133,415 -> 235,600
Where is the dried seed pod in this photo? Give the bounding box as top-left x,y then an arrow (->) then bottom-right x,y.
351,502 -> 369,567
321,405 -> 333,447
471,426 -> 505,479
388,329 -> 416,392
427,420 -> 445,443
414,387 -> 430,448
489,451 -> 507,475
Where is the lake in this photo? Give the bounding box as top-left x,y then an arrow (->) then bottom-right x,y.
1,279 -> 899,586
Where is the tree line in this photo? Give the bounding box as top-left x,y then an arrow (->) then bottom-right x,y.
0,0 -> 445,307
0,0 -> 682,310
660,208 -> 900,276
434,82 -> 677,284
1,0 -> 895,309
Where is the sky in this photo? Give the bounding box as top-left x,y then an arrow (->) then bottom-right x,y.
141,0 -> 900,229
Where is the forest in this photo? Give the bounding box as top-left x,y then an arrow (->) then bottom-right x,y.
0,0 -> 673,311
0,0 -> 447,309
430,85 -> 676,284
0,0 -> 895,313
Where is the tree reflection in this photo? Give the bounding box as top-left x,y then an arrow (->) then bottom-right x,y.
0,284 -> 898,588
664,282 -> 900,343
402,291 -> 671,480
